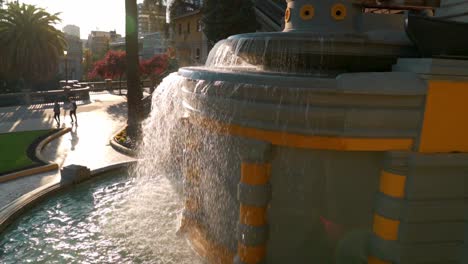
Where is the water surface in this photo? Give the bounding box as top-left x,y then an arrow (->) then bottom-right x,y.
0,172 -> 201,264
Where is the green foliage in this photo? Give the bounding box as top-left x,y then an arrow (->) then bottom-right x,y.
82,49 -> 93,80
167,56 -> 179,73
0,130 -> 51,174
202,0 -> 257,44
0,3 -> 66,87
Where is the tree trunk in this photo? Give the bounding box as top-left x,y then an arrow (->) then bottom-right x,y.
150,75 -> 156,94
126,0 -> 143,141
119,75 -> 122,95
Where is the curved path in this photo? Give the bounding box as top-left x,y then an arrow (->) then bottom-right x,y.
0,92 -> 135,210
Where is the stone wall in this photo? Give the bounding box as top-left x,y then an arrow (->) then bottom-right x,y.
0,88 -> 90,107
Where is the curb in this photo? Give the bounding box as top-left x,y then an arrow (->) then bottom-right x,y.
0,160 -> 136,235
0,128 -> 71,184
109,125 -> 137,157
91,160 -> 136,176
35,127 -> 72,163
0,163 -> 59,184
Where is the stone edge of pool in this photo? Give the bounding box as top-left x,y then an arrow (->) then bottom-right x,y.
0,160 -> 137,235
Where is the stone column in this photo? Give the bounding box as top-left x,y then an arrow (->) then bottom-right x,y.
235,140 -> 272,264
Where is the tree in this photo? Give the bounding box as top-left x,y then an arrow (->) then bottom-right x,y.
0,3 -> 66,89
82,48 -> 93,80
88,50 -> 127,94
88,60 -> 106,81
202,0 -> 257,45
140,54 -> 169,93
126,0 -> 143,140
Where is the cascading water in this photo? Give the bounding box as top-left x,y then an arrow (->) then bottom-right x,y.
106,73 -> 205,263
127,73 -> 248,260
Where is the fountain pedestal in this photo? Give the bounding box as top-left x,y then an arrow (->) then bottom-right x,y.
167,0 -> 468,263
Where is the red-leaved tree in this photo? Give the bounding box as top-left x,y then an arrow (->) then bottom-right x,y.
89,50 -> 127,94
140,54 -> 169,92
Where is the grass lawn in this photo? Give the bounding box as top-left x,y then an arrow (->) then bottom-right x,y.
0,130 -> 52,174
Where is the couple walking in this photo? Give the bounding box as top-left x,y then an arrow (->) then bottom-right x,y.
53,98 -> 78,127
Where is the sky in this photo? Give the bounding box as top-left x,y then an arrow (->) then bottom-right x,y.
20,0 -> 146,39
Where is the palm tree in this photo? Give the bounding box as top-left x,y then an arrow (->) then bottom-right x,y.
126,0 -> 143,140
0,3 -> 66,89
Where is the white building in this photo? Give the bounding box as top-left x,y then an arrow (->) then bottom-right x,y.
63,25 -> 80,38
138,3 -> 167,36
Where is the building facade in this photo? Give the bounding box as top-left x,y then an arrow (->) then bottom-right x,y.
59,33 -> 83,81
138,3 -> 167,36
87,30 -> 122,58
173,9 -> 208,67
109,37 -> 127,51
110,34 -> 166,60
63,24 -> 80,38
142,32 -> 167,59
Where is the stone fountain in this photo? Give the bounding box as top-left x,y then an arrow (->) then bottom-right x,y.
163,0 -> 468,263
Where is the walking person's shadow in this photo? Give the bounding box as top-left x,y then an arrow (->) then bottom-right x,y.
70,124 -> 79,151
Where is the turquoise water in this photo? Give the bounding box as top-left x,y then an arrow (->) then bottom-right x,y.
0,172 -> 201,264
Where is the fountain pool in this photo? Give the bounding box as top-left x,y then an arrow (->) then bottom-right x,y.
0,171 -> 202,264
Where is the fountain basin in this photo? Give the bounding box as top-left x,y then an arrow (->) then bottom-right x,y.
180,67 -> 425,140
175,60 -> 468,264
0,167 -> 201,264
158,0 -> 468,262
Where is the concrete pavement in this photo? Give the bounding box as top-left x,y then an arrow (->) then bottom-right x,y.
0,91 -> 136,210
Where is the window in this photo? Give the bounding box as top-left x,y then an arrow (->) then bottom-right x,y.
187,22 -> 191,34
197,20 -> 202,32
178,24 -> 182,35
196,48 -> 200,61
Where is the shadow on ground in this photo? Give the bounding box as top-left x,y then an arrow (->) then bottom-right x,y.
105,101 -> 127,120
0,100 -> 91,133
0,106 -> 53,133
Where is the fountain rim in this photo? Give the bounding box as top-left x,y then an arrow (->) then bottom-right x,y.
179,66 -> 336,88
226,31 -> 413,46
178,67 -> 426,96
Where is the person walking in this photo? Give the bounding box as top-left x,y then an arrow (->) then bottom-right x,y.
63,97 -> 70,121
53,100 -> 61,127
70,99 -> 78,124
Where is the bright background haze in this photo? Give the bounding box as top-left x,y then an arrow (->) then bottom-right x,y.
21,0 -> 146,39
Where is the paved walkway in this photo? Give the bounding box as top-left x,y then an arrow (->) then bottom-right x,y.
0,91 -> 136,209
